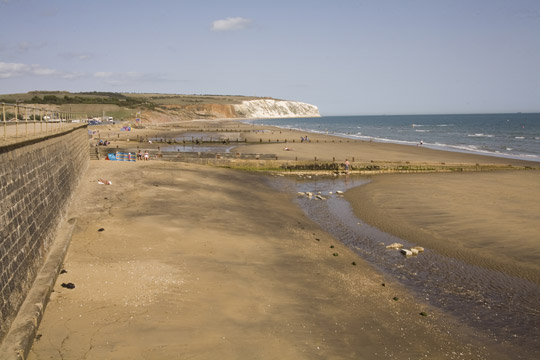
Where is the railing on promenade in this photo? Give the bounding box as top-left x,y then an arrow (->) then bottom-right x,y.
1,102 -> 88,143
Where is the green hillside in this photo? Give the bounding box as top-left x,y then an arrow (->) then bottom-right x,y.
0,91 -> 274,120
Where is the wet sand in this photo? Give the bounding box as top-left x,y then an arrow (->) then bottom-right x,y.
27,120 -> 540,359
345,171 -> 540,284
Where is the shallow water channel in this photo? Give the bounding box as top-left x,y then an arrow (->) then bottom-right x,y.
270,174 -> 539,357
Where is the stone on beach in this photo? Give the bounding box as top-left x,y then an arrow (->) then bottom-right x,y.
400,249 -> 413,256
411,246 -> 425,253
385,242 -> 404,249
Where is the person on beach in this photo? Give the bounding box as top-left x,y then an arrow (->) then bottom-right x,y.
137,150 -> 142,160
345,159 -> 350,173
144,151 -> 149,161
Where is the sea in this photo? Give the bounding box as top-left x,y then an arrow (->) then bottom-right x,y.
248,113 -> 540,163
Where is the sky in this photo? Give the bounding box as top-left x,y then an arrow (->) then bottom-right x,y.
0,0 -> 539,115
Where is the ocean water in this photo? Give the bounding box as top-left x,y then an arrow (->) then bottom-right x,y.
249,113 -> 540,162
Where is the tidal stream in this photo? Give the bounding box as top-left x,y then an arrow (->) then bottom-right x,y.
270,174 -> 539,358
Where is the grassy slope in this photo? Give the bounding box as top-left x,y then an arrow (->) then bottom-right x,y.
0,91 -> 278,121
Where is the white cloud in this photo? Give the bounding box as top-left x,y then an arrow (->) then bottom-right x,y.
0,61 -> 81,79
0,62 -> 25,78
31,67 -> 59,76
0,62 -> 55,78
0,63 -> 169,84
211,17 -> 252,31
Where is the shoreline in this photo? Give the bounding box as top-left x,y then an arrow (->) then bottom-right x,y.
94,118 -> 540,168
245,115 -> 540,164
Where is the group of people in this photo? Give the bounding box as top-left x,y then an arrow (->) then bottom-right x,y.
300,136 -> 310,142
137,150 -> 150,161
96,139 -> 110,146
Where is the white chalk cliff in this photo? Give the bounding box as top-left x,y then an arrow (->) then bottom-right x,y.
233,99 -> 320,118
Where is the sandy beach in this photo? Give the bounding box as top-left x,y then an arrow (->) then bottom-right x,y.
345,171 -> 540,284
27,121 -> 539,359
86,119 -> 536,165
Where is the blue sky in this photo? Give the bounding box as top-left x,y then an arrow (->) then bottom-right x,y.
1,0 -> 539,115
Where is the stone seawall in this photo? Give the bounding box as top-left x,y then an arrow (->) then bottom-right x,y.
0,126 -> 89,342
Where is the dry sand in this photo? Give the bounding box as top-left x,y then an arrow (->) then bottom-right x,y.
27,120 -> 540,359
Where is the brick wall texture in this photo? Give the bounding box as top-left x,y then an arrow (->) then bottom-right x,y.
0,126 -> 89,341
